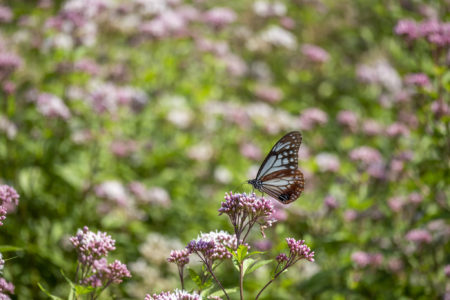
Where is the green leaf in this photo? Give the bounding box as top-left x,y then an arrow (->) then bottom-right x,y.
209,287 -> 238,298
74,285 -> 95,295
60,270 -> 75,288
0,245 -> 23,252
242,258 -> 255,275
37,283 -> 63,300
188,268 -> 212,290
236,245 -> 248,263
245,259 -> 273,275
188,268 -> 203,288
248,250 -> 264,256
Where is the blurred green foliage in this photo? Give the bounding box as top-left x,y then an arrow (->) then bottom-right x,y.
0,0 -> 449,299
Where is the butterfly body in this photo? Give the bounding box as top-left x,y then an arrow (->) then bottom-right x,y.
248,131 -> 304,204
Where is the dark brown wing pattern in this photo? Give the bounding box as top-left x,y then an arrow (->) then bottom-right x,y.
256,131 -> 302,179
259,169 -> 304,204
250,131 -> 305,204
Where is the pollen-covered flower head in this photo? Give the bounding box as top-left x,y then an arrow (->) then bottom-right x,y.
69,226 -> 116,265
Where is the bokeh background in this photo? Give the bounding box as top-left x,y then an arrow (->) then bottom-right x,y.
0,0 -> 449,299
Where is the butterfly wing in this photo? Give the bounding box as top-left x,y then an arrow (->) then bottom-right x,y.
254,131 -> 304,204
259,169 -> 304,204
255,131 -> 302,179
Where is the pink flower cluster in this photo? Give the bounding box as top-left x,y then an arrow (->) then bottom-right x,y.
404,73 -> 430,87
34,93 -> 72,120
219,192 -> 275,237
0,277 -> 14,299
395,18 -> 450,47
351,251 -> 383,268
301,44 -> 330,63
286,238 -> 315,262
219,192 -> 274,219
83,258 -> 131,287
405,229 -> 432,245
167,249 -> 190,268
187,230 -> 241,262
145,289 -> 202,300
69,226 -> 116,265
299,108 -> 328,130
0,185 -> 19,226
349,146 -> 382,165
70,227 -> 130,291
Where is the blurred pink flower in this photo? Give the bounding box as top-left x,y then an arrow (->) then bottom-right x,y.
2,81 -> 15,94
324,195 -> 339,210
35,93 -> 71,120
0,52 -> 22,76
315,153 -> 340,172
351,251 -> 371,268
110,140 -> 138,158
95,181 -> 128,206
195,38 -> 229,56
386,122 -> 410,137
0,5 -> 12,23
280,17 -> 295,29
431,100 -> 449,118
260,25 -> 297,49
301,44 -> 330,63
395,19 -> 420,39
240,142 -> 262,160
404,73 -> 430,87
349,146 -> 382,165
388,196 -> 404,213
253,84 -> 283,103
344,209 -> 358,222
388,258 -> 403,273
223,54 -> 247,77
405,229 -> 432,244
362,120 -> 383,136
352,251 -> 383,268
203,7 -> 236,28
337,110 -> 358,132
74,59 -> 100,75
254,240 -> 272,251
445,265 -> 450,277
0,116 -> 17,139
367,162 -> 386,179
271,201 -> 288,221
299,108 -> 328,130
408,192 -> 423,204
253,1 -> 286,17
356,60 -> 402,93
140,10 -> 187,38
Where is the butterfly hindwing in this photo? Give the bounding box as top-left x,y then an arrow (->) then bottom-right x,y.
259,169 -> 304,204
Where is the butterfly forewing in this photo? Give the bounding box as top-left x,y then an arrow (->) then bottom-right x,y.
250,131 -> 305,204
256,131 -> 302,179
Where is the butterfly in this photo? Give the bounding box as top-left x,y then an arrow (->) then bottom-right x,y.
248,131 -> 304,204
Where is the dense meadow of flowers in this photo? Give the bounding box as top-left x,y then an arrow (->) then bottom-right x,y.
0,0 -> 449,299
